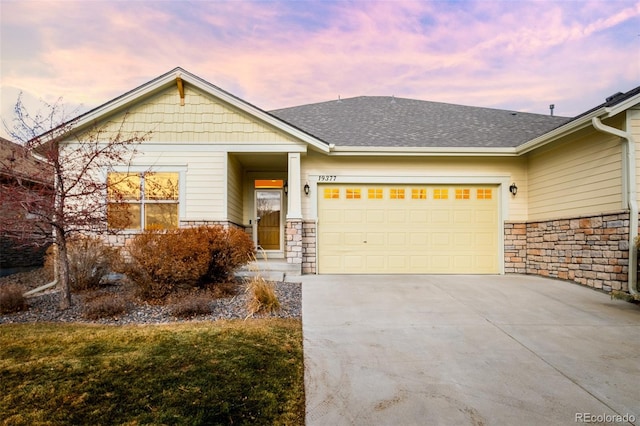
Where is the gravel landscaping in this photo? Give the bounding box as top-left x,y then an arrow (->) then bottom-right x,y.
0,269 -> 301,325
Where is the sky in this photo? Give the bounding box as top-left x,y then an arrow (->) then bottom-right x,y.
1,0 -> 639,138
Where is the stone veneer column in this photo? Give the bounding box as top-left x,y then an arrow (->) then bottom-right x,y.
285,219 -> 303,265
302,220 -> 317,274
504,222 -> 527,274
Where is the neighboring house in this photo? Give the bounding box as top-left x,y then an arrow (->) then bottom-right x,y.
53,68 -> 640,295
0,137 -> 53,274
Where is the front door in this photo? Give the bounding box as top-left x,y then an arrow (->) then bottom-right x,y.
255,189 -> 282,251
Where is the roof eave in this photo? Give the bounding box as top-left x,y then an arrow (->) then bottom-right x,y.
516,107 -> 608,155
329,146 -> 518,156
517,90 -> 640,155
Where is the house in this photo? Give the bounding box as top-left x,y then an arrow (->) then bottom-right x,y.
54,68 -> 640,295
0,137 -> 53,274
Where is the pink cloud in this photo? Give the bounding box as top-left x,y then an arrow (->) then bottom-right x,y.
1,0 -> 638,137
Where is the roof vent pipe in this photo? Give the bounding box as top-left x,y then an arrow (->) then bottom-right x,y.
549,104 -> 555,116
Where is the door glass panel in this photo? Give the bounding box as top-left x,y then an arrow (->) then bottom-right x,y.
256,190 -> 281,250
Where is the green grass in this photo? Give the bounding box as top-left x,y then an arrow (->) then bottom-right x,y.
0,319 -> 304,425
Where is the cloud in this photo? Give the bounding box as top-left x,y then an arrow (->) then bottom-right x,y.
1,0 -> 638,139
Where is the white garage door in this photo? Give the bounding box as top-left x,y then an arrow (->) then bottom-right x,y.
318,184 -> 499,274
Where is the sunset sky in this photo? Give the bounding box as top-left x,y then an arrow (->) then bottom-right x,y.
1,0 -> 639,138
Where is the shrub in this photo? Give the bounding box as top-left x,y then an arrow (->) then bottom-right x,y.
123,226 -> 254,300
45,236 -> 118,292
246,276 -> 280,316
0,284 -> 28,314
82,294 -> 128,320
169,290 -> 214,318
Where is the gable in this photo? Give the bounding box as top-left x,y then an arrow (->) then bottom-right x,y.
86,84 -> 307,145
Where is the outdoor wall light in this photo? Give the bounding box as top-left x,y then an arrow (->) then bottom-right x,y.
509,183 -> 518,196
284,181 -> 288,195
304,182 -> 310,195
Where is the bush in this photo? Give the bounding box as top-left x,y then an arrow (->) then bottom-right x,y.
0,284 -> 28,314
246,276 -> 280,316
169,290 -> 214,318
82,294 -> 128,320
45,236 -> 118,292
123,226 -> 254,300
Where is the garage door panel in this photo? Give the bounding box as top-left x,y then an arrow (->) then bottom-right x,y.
344,256 -> 364,269
322,210 -> 342,224
476,210 -> 496,224
366,210 -> 385,223
431,210 -> 452,223
388,210 -> 406,223
454,210 -> 472,223
344,210 -> 364,223
318,184 -> 499,274
432,233 -> 451,246
388,233 -> 406,245
366,255 -> 386,270
321,232 -> 342,245
366,233 -> 385,245
410,232 -> 429,245
388,256 -> 407,269
344,232 -> 364,245
410,210 -> 429,223
454,232 -> 473,247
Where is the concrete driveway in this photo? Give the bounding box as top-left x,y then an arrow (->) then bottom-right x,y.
301,274 -> 640,425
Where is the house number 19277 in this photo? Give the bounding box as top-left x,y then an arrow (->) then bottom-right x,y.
318,175 -> 337,182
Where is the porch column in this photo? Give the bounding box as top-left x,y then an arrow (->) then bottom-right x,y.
286,152 -> 302,219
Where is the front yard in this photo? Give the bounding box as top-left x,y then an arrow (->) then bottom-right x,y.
0,320 -> 304,425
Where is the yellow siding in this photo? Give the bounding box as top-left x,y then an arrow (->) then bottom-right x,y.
301,153 -> 527,220
527,128 -> 623,221
133,149 -> 226,221
631,109 -> 640,199
227,154 -> 244,224
90,85 -> 303,144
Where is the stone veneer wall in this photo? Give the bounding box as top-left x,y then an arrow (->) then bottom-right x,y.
285,219 -> 303,266
505,212 -> 630,292
302,220 -> 317,274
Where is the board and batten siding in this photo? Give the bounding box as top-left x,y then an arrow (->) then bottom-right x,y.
300,152 -> 527,221
227,154 -> 244,225
527,127 -> 623,222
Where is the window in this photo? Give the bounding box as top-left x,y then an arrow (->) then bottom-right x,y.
324,188 -> 340,199
107,172 -> 179,230
346,188 -> 361,199
390,188 -> 405,199
411,189 -> 427,199
434,188 -> 449,199
477,188 -> 493,200
368,188 -> 383,199
455,189 -> 470,200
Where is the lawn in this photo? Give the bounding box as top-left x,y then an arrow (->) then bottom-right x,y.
0,319 -> 304,425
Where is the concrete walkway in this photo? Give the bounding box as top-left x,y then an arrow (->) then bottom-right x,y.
301,274 -> 640,425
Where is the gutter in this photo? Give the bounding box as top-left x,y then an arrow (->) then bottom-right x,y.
592,117 -> 638,296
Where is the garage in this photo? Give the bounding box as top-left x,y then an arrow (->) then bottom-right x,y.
317,184 -> 500,274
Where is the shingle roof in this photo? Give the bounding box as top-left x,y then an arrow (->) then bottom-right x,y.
270,96 -> 571,148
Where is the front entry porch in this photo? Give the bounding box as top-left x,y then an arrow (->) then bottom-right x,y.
228,152 -> 304,273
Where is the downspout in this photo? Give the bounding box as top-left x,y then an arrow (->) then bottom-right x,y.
592,117 -> 638,296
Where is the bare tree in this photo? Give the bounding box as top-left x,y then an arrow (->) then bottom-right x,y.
1,94 -> 150,309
